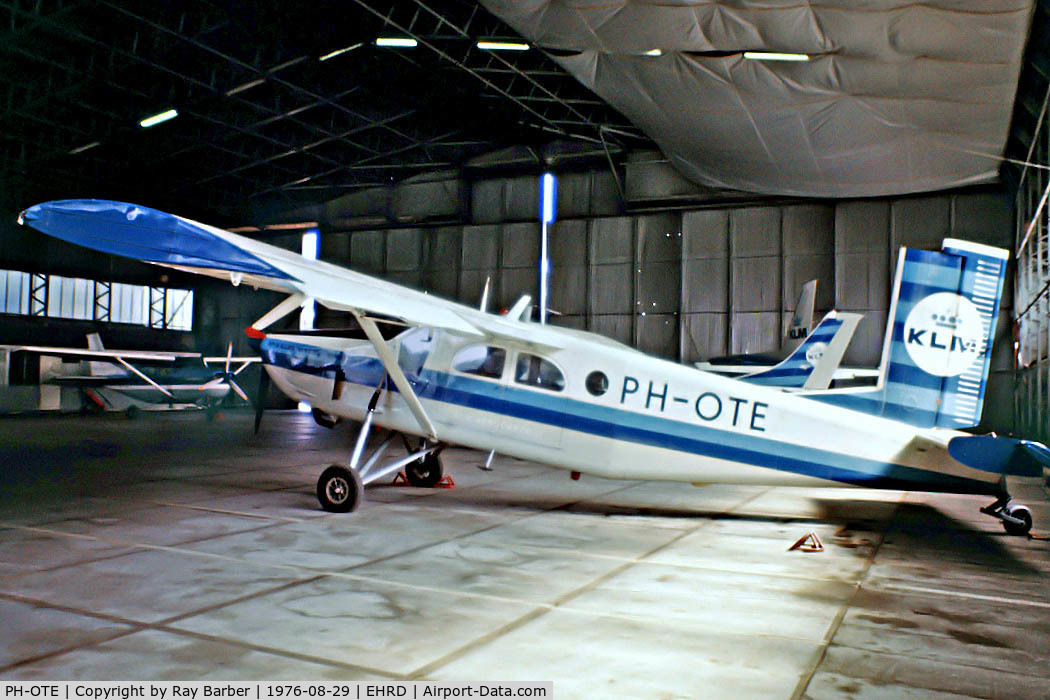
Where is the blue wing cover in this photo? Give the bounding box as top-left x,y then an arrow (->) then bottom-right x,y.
20,199 -> 295,280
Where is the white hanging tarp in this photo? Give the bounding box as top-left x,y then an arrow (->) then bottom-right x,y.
480,0 -> 1035,198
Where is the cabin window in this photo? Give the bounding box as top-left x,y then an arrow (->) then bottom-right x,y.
452,345 -> 506,379
515,353 -> 565,392
585,371 -> 609,396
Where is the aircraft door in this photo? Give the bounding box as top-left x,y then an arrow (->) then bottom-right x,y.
449,343 -> 511,440
509,350 -> 566,450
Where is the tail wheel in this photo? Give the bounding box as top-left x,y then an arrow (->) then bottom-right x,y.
1002,504 -> 1033,536
406,453 -> 443,488
316,464 -> 363,513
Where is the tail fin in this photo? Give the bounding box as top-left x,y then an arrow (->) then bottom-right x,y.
743,311 -> 860,389
782,280 -> 817,353
815,239 -> 1007,428
85,333 -> 124,377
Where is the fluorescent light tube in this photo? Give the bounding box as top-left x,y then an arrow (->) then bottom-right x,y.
644,49 -> 662,56
69,141 -> 100,155
319,43 -> 363,61
477,41 -> 529,51
743,51 -> 810,62
375,37 -> 417,48
139,109 -> 178,128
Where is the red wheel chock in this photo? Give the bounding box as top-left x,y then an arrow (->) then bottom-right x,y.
788,532 -> 824,552
391,472 -> 456,488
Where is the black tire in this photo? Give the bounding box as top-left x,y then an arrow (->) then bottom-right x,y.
316,464 -> 363,513
405,453 -> 443,488
1002,504 -> 1033,536
311,407 -> 339,429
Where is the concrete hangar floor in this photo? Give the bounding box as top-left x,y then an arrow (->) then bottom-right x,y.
0,411 -> 1048,697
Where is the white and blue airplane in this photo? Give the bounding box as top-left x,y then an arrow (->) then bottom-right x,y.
18,199 -> 1050,535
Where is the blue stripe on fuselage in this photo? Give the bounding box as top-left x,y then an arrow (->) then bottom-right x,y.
260,338 -> 993,495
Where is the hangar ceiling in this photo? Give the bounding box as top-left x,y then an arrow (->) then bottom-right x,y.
0,0 -> 651,223
1,0 -> 1047,225
481,0 -> 1037,198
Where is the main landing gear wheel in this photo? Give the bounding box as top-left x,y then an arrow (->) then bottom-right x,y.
1002,503 -> 1033,536
316,464 -> 363,513
981,496 -> 1034,536
405,452 -> 443,488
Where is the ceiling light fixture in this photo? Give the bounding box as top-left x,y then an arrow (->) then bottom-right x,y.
477,40 -> 530,51
644,49 -> 663,56
139,109 -> 178,128
226,79 -> 265,96
743,51 -> 810,62
375,37 -> 418,48
319,43 -> 364,61
68,141 -> 100,155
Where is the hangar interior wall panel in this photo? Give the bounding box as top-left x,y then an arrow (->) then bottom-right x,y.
680,210 -> 729,360
731,312 -> 781,356
550,265 -> 588,316
471,180 -> 505,225
386,229 -> 423,272
350,231 -> 385,273
890,196 -> 952,276
503,177 -> 541,223
500,267 -> 540,310
782,205 -> 835,312
392,175 -> 462,222
461,226 -> 500,270
501,223 -> 540,269
550,220 -> 589,267
682,313 -> 727,362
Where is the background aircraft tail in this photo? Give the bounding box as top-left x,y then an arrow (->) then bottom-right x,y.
815,239 -> 1007,428
85,333 -> 125,377
782,280 -> 816,353
743,311 -> 860,389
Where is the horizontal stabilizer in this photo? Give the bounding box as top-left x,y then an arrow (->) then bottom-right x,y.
948,435 -> 1050,477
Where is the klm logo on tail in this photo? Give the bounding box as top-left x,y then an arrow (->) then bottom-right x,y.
812,239 -> 1007,429
903,293 -> 983,377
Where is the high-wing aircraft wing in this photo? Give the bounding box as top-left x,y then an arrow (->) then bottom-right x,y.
17,199 -> 571,437
19,199 -> 482,336
0,345 -> 199,362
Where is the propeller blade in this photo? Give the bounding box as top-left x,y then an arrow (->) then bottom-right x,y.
254,368 -> 270,434
232,360 -> 253,376
228,378 -> 249,402
198,377 -> 226,391
224,342 -> 233,374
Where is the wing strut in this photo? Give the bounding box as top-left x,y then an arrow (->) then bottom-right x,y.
114,357 -> 173,399
251,293 -> 307,331
353,312 -> 438,440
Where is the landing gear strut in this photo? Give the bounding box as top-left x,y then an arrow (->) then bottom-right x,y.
313,382 -> 445,512
980,495 -> 1034,536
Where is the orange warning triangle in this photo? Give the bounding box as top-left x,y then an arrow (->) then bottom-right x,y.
788,532 -> 824,552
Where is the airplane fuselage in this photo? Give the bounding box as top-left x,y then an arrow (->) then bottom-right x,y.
259,327 -> 1000,496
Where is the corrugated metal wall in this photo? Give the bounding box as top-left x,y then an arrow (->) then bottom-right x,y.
320,176 -> 1015,429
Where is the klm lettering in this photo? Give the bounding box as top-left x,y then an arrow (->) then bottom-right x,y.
906,329 -> 975,352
